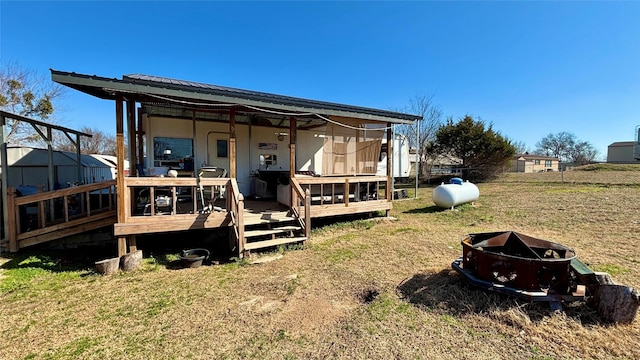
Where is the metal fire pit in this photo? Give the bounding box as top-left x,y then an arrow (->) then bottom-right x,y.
452,231 -> 640,321
452,231 -> 585,309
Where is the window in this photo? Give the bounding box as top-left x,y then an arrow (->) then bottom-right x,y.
545,160 -> 552,167
153,137 -> 193,167
534,159 -> 541,165
216,139 -> 228,158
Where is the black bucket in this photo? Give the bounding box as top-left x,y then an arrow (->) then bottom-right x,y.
180,248 -> 210,268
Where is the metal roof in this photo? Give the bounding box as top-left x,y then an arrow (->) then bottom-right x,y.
51,70 -> 421,125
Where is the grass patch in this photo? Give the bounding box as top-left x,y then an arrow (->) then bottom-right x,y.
591,263 -> 630,276
0,254 -> 87,294
574,163 -> 640,172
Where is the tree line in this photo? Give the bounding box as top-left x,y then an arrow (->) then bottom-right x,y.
0,62 -> 117,155
394,95 -> 598,181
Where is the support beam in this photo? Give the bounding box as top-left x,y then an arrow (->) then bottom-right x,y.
127,100 -> 137,176
137,108 -> 145,175
0,115 -> 9,244
229,108 -> 236,178
289,117 -> 296,179
115,95 -> 128,256
75,133 -> 82,184
46,127 -> 54,191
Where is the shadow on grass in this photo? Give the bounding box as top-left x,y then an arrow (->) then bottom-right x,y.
397,269 -> 603,326
0,247 -> 112,274
403,205 -> 443,214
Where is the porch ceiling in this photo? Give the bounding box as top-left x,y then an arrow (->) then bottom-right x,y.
51,70 -> 421,125
140,103 -> 327,129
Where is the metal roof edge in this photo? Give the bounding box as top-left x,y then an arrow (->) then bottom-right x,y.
51,70 -> 420,125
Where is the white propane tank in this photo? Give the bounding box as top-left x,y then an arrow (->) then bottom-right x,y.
432,178 -> 479,209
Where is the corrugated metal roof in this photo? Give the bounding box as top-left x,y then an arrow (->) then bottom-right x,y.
123,73 -> 420,121
514,153 -> 560,161
51,70 -> 421,124
5,146 -> 112,168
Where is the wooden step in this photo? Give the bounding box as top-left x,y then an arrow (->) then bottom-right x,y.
244,226 -> 302,238
244,214 -> 297,225
244,236 -> 307,251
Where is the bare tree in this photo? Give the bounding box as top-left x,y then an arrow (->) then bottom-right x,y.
54,126 -> 116,155
535,132 -> 575,160
392,94 -> 443,179
535,132 -> 598,165
0,62 -> 65,145
509,139 -> 529,154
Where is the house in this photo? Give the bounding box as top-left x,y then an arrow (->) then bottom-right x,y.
44,70 -> 421,257
90,154 -> 131,178
511,154 -> 559,172
607,142 -> 640,163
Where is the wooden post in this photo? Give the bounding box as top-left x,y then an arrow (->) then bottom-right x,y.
289,117 -> 297,208
237,193 -> 245,258
304,188 -> 311,239
7,187 -> 17,252
129,235 -> 137,252
116,95 -> 128,256
137,108 -> 145,175
289,117 -> 296,179
345,178 -> 350,207
0,114 -> 9,244
229,109 -> 236,178
127,100 -> 137,176
386,123 -> 393,216
75,133 -> 82,184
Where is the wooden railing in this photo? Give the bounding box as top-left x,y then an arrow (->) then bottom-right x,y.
227,178 -> 245,257
6,180 -> 117,252
113,176 -> 234,237
294,175 -> 391,218
122,177 -> 230,219
289,178 -> 311,239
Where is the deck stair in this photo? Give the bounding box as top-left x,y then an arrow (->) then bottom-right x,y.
242,209 -> 307,252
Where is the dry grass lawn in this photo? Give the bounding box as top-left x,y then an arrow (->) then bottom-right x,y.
1,169 -> 639,359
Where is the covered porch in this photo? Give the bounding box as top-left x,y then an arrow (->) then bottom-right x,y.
51,70 -> 420,257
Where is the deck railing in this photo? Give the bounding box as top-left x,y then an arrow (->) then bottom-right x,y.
6,180 -> 117,252
122,177 -> 230,218
289,178 -> 311,239
227,178 -> 245,256
114,177 -> 232,236
294,175 -> 391,218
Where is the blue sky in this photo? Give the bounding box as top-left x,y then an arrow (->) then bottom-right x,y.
2,1 -> 639,159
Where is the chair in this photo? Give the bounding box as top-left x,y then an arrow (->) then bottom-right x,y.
198,167 -> 227,213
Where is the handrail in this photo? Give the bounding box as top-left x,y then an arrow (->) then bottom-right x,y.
294,175 -> 388,205
228,178 -> 245,257
14,180 -> 116,205
7,180 -> 118,252
289,178 -> 310,238
121,176 -> 231,218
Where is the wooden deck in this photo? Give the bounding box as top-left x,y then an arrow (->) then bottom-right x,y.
2,175 -> 392,255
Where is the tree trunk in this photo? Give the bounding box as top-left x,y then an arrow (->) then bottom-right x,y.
594,284 -> 640,324
95,257 -> 120,275
120,249 -> 143,272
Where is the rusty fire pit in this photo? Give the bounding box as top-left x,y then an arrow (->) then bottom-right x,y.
452,231 -> 640,322
462,231 -> 576,293
452,231 -> 585,309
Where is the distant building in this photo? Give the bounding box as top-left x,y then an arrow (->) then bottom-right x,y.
607,142 -> 640,164
511,154 -> 559,173
3,146 -> 115,190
